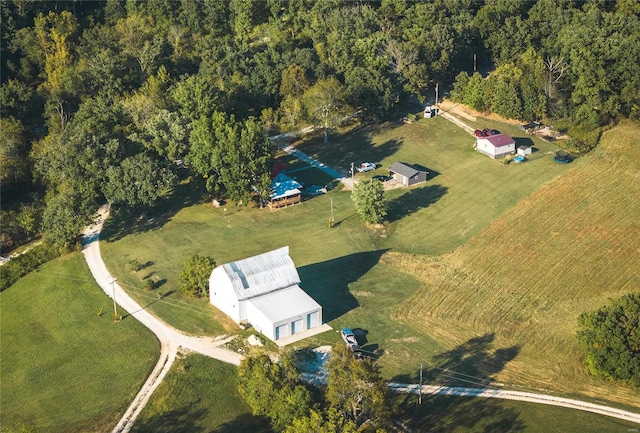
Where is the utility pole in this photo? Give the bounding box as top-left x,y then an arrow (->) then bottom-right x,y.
330,198 -> 334,226
110,277 -> 120,322
474,53 -> 477,72
435,84 -> 439,115
419,363 -> 423,405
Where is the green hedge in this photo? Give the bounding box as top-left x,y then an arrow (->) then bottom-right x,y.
0,244 -> 63,292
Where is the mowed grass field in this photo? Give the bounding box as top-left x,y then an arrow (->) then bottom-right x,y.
389,121 -> 640,407
297,115 -> 573,255
0,253 -> 159,433
131,355 -> 271,433
100,115 -> 572,336
397,394 -> 639,433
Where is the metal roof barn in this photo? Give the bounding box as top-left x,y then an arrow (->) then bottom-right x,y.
209,246 -> 327,344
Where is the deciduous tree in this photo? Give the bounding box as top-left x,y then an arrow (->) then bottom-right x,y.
577,293 -> 640,387
103,153 -> 177,208
352,180 -> 387,224
178,254 -> 216,298
238,350 -> 312,432
326,344 -> 392,430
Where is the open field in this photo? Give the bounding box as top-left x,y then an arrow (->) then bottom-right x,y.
131,355 -> 271,433
100,115 -> 573,335
389,121 -> 640,407
132,354 -> 640,433
297,115 -> 574,254
397,394 -> 640,433
0,253 -> 159,433
98,116 -> 638,415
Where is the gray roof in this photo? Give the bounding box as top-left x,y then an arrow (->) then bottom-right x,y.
388,162 -> 428,178
248,285 -> 320,322
220,246 -> 301,300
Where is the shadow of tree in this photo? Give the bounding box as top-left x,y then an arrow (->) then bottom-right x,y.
387,185 -> 448,222
102,173 -> 208,242
296,124 -> 404,172
131,408 -> 272,433
298,250 -> 389,322
390,334 -> 520,387
429,334 -> 520,387
212,413 -> 273,433
130,407 -> 208,433
397,393 -> 525,433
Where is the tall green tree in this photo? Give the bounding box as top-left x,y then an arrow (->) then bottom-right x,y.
187,112 -> 272,205
577,293 -> 640,387
128,109 -> 191,161
103,153 -> 177,208
302,77 -> 350,143
41,186 -> 95,249
238,350 -> 312,432
284,408 -> 366,433
326,344 -> 392,430
352,180 -> 387,225
0,117 -> 30,191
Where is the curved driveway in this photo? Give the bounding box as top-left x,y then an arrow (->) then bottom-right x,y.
82,206 -> 241,433
83,206 -> 640,429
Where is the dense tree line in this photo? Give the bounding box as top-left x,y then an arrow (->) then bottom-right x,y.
1,0 -> 638,253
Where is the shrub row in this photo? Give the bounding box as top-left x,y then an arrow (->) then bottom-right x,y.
0,244 -> 63,292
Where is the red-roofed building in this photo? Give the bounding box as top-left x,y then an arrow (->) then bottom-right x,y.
475,134 -> 516,159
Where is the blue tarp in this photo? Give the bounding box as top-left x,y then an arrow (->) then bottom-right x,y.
270,173 -> 302,200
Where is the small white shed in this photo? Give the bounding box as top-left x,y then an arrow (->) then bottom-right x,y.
476,134 -> 516,159
517,145 -> 532,156
209,246 -> 323,342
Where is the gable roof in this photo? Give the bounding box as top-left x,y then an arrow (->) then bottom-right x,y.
270,173 -> 302,200
388,162 -> 428,178
482,134 -> 515,147
219,246 -> 301,301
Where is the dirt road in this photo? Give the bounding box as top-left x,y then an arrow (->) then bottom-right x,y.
83,206 -> 639,430
81,206 -> 241,433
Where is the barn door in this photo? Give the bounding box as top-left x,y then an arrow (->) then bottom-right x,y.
291,319 -> 303,335
307,311 -> 318,328
275,324 -> 287,340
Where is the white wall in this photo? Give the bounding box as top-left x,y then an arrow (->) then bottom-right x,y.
476,139 -> 515,159
209,267 -> 242,323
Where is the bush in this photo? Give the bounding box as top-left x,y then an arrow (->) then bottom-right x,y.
0,244 -> 62,292
577,293 -> 640,387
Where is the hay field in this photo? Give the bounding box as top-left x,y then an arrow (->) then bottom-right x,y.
388,121 -> 640,407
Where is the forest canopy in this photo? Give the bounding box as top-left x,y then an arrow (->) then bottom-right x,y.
1,0 -> 639,252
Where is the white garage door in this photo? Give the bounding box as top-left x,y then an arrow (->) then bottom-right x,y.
291,319 -> 303,335
275,324 -> 287,340
307,311 -> 318,328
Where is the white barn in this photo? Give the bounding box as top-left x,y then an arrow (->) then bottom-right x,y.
476,134 -> 516,159
209,246 -> 323,342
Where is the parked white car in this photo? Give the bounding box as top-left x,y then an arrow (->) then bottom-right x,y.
356,162 -> 376,173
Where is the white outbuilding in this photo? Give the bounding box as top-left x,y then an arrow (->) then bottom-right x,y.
209,246 -> 324,343
475,134 -> 516,159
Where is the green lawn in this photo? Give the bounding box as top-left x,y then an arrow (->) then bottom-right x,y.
131,355 -> 271,433
100,116 -> 574,338
390,121 -> 640,407
396,394 -> 640,433
95,117 -> 639,415
0,253 -> 159,433
298,116 -> 574,255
